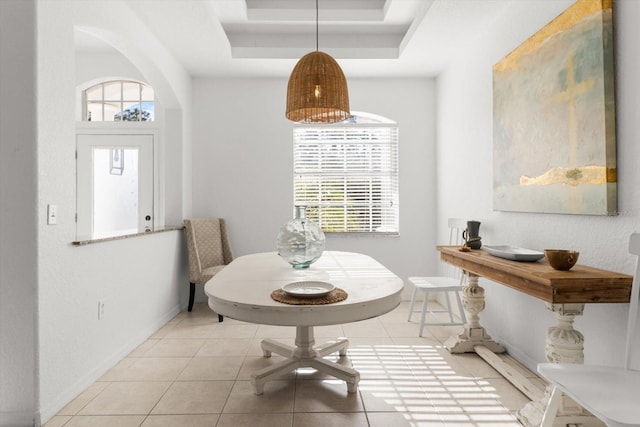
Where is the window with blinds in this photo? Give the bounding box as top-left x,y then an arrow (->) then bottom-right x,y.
293,117 -> 399,234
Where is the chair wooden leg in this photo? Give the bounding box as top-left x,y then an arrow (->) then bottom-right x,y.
218,314 -> 224,322
188,282 -> 195,312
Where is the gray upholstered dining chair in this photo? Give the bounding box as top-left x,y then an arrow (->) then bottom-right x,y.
183,218 -> 233,321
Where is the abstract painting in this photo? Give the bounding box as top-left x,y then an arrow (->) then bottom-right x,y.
493,0 -> 616,215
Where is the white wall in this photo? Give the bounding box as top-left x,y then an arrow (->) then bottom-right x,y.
0,1 -> 38,426
191,77 -> 437,302
32,1 -> 193,424
76,52 -> 145,88
436,0 -> 640,370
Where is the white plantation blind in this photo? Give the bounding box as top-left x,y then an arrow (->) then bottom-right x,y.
293,123 -> 399,233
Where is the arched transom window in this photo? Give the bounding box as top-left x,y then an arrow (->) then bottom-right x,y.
84,80 -> 155,122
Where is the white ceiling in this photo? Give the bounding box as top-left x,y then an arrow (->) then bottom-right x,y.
75,0 -> 513,78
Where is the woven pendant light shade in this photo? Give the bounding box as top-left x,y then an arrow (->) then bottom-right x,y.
286,51 -> 350,123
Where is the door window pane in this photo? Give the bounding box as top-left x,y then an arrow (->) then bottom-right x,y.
76,133 -> 154,240
92,148 -> 139,238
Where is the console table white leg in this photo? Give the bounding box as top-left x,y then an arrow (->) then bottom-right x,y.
444,273 -> 505,353
544,304 -> 585,365
517,303 -> 599,427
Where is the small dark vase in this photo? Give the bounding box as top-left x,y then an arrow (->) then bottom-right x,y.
463,220 -> 482,249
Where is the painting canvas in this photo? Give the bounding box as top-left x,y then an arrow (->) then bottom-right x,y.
493,0 -> 616,215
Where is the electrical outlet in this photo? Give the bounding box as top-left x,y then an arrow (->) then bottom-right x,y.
98,300 -> 105,320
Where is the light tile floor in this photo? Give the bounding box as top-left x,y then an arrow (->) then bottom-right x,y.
44,302 -> 542,427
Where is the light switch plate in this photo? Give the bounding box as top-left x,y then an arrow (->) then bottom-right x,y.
47,204 -> 57,225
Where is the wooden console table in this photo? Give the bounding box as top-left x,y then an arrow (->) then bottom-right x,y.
436,245 -> 632,427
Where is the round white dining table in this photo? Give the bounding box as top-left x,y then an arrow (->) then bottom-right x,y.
204,251 -> 404,394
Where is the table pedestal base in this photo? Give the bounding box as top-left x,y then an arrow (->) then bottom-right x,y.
250,325 -> 360,395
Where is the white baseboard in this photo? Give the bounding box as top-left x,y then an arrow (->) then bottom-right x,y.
481,326 -> 539,374
38,304 -> 181,424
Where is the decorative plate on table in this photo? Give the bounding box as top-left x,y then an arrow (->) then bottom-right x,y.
282,281 -> 335,298
483,245 -> 545,262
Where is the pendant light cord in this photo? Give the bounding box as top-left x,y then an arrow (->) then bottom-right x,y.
315,0 -> 319,52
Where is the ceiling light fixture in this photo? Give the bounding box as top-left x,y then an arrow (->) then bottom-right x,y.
285,0 -> 350,123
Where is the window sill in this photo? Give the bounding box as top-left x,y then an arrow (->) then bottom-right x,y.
72,226 -> 183,246
325,232 -> 400,237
